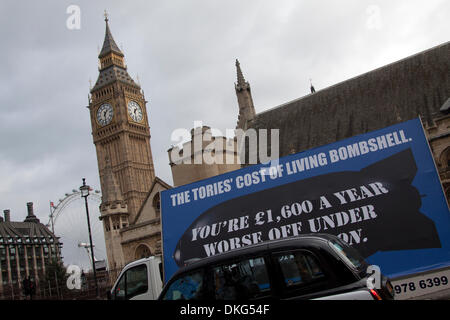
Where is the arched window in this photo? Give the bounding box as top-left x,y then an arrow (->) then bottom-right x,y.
135,244 -> 151,260
439,147 -> 450,169
152,193 -> 161,217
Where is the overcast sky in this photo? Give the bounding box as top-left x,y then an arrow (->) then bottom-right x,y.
0,0 -> 448,266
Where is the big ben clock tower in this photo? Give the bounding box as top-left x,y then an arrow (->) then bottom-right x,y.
88,14 -> 156,269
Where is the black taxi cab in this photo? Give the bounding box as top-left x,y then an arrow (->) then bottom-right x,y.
158,234 -> 394,300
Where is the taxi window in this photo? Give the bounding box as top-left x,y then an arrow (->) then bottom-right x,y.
212,257 -> 270,300
329,239 -> 364,270
276,251 -> 325,287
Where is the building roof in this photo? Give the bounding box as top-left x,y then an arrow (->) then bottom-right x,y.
0,221 -> 60,245
91,64 -> 139,92
0,203 -> 60,245
98,19 -> 123,59
132,177 -> 172,225
247,41 -> 450,158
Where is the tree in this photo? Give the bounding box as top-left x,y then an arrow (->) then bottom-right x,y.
44,259 -> 68,298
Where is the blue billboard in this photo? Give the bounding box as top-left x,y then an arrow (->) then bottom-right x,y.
161,118 -> 450,282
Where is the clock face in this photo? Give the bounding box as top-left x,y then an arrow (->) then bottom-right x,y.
128,100 -> 143,123
96,103 -> 113,126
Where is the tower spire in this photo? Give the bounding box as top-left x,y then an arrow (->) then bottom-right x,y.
92,12 -> 138,90
234,59 -> 256,129
310,78 -> 316,93
99,12 -> 123,59
236,59 -> 246,87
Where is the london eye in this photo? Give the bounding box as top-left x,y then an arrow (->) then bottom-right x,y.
46,188 -> 107,272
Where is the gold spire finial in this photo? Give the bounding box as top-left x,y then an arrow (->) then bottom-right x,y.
104,10 -> 109,22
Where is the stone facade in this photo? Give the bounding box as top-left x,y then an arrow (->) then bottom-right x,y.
98,156 -> 128,271
120,177 -> 171,262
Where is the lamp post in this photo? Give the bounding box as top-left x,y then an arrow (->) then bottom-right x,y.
80,178 -> 99,298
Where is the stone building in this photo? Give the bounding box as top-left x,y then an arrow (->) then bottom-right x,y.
236,41 -> 450,203
119,177 -> 171,263
0,203 -> 62,297
168,126 -> 241,187
87,15 -> 170,277
166,59 -> 261,186
424,100 -> 450,202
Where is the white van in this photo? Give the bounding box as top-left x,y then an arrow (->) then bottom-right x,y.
108,256 -> 163,300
